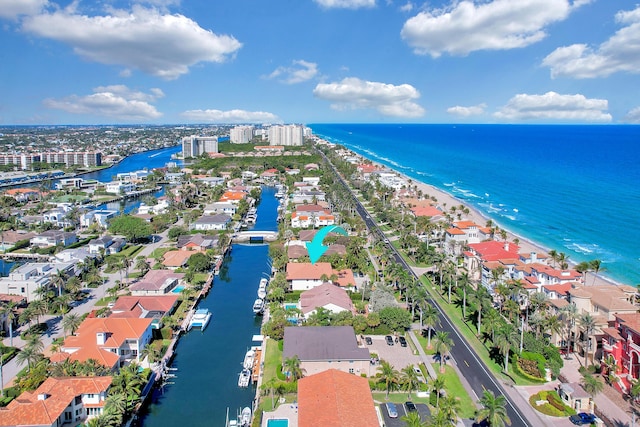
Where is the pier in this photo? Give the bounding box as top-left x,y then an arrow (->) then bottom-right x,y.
231,230 -> 278,243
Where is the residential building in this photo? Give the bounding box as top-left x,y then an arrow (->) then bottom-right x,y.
176,233 -> 218,251
182,135 -> 219,158
203,202 -> 237,216
62,317 -> 153,367
230,125 -> 255,144
0,376 -> 112,426
30,231 -> 77,248
105,181 -> 135,194
80,209 -> 118,228
601,313 -> 640,394
129,270 -> 185,296
283,326 -> 371,376
297,369 -> 379,427
300,283 -> 355,319
88,235 -> 125,255
190,214 -> 231,231
286,262 -> 333,291
0,261 -> 75,302
558,382 -> 593,413
109,295 -> 179,329
268,124 -> 304,146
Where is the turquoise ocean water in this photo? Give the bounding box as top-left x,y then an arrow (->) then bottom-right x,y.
309,124 -> 640,286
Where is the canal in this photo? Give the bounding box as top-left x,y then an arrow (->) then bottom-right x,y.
138,185 -> 280,427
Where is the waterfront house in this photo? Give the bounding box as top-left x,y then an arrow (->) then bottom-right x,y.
297,369 -> 379,427
109,295 -> 179,328
62,317 -> 153,367
3,187 -> 40,202
0,376 -> 112,426
130,269 -> 185,295
80,209 -> 118,228
283,326 -> 371,376
286,262 -> 334,291
105,181 -> 135,194
190,214 -> 231,231
30,230 -> 77,248
444,220 -> 492,255
203,202 -> 237,216
176,233 -> 218,251
300,284 -> 356,319
0,230 -> 36,250
0,261 -> 75,302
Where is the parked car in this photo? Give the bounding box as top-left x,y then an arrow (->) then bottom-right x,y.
365,336 -> 373,345
399,336 -> 407,347
569,413 -> 596,425
405,401 -> 417,412
385,335 -> 394,346
385,402 -> 398,418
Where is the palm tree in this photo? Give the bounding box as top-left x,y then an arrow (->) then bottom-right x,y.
431,375 -> 446,408
581,372 -> 604,398
16,343 -> 42,371
51,269 -> 68,297
589,259 -> 605,285
470,285 -> 492,336
0,301 -> 17,347
495,324 -> 518,373
458,272 -> 471,318
440,394 -> 462,424
561,303 -> 578,356
476,390 -> 511,427
433,331 -> 454,372
283,355 -> 303,381
62,313 -> 82,338
401,365 -> 420,399
580,312 -> 597,369
423,303 -> 439,349
378,360 -> 400,399
429,408 -> 455,427
401,411 -> 427,427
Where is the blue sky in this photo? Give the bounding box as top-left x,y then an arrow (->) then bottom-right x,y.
1,0 -> 639,125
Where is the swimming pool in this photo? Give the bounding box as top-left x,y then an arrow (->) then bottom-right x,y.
266,419 -> 288,427
283,303 -> 298,310
172,285 -> 185,294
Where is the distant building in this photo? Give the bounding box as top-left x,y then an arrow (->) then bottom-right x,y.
229,125 -> 255,144
182,136 -> 219,158
268,125 -> 304,146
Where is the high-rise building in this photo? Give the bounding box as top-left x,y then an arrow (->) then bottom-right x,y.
268,125 -> 304,146
182,136 -> 219,158
229,126 -> 255,144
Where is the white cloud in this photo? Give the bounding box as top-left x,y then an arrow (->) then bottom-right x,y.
0,0 -> 48,19
400,2 -> 414,13
447,103 -> 487,117
401,0 -> 583,57
266,60 -> 318,84
180,109 -> 281,124
313,77 -> 424,118
494,91 -> 611,122
43,85 -> 163,120
21,6 -> 242,80
623,107 -> 640,123
542,5 -> 640,78
314,0 -> 376,9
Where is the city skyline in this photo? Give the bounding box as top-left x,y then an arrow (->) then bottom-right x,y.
1,0 -> 639,125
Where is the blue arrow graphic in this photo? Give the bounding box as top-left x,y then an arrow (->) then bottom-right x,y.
305,225 -> 348,264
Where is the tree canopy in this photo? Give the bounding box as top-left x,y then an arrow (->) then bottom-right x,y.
108,215 -> 152,242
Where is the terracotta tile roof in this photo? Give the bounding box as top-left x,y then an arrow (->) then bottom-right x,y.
602,327 -> 623,341
286,262 -> 333,281
110,295 -> 179,315
64,317 -> 152,354
219,191 -> 246,201
454,220 -> 479,229
542,283 -> 573,296
616,313 -> 640,335
298,369 -> 378,427
130,269 -> 185,290
161,250 -> 203,268
66,346 -> 121,369
334,269 -> 355,288
0,376 -> 112,426
287,245 -> 308,259
300,283 -> 354,315
446,228 -> 466,235
468,241 -> 521,262
410,205 -> 443,217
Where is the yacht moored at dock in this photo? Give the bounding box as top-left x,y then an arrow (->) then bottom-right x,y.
187,308 -> 212,331
237,368 -> 251,387
252,298 -> 264,314
257,277 -> 268,299
242,349 -> 255,370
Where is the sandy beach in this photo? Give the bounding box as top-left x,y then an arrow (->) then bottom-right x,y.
364,158 -> 623,289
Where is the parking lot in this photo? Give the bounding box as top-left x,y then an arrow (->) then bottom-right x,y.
380,402 -> 430,426
362,334 -> 424,374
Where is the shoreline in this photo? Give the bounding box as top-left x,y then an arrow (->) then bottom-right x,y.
340,146 -> 626,289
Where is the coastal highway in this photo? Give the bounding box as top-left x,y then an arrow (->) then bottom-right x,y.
317,147 -> 532,427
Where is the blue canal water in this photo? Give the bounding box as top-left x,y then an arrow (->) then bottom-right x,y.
310,124 -> 640,286
138,186 -> 279,427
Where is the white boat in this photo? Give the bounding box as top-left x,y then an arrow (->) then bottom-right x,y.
188,308 -> 212,331
243,349 -> 255,370
257,278 -> 268,299
238,368 -> 251,387
240,407 -> 251,426
252,298 -> 264,314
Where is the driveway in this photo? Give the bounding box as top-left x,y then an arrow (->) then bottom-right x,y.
364,334 -> 422,371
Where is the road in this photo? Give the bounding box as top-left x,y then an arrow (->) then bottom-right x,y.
317,148 -> 532,427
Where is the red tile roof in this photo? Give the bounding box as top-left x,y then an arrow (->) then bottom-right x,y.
286,262 -> 333,281
0,376 -> 112,426
298,369 -> 378,427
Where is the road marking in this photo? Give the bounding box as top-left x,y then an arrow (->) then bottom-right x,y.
464,360 -> 469,367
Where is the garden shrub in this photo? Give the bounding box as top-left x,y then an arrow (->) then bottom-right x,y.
519,352 -> 545,377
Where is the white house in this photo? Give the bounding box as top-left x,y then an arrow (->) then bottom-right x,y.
190,214 -> 231,231
105,181 -> 135,194
81,209 -> 118,228
286,262 -> 334,291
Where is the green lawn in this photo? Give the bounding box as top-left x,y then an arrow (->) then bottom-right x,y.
263,338 -> 283,382
432,364 -> 477,419
372,391 -> 430,405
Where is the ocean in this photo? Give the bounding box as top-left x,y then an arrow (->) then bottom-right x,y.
308,124 -> 640,286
